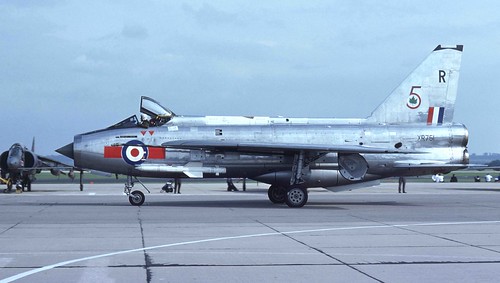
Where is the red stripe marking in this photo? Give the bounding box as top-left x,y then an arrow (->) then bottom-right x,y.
427,107 -> 434,125
149,130 -> 155,136
141,131 -> 146,136
104,146 -> 122,158
148,147 -> 165,159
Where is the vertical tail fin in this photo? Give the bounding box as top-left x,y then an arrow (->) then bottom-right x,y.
367,45 -> 463,124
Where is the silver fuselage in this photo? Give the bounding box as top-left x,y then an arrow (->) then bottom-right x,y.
70,116 -> 468,188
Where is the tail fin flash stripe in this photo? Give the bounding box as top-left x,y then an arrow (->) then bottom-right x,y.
437,107 -> 445,124
427,107 -> 434,125
427,107 -> 445,125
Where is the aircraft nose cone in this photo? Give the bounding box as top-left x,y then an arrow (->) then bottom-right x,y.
56,143 -> 74,159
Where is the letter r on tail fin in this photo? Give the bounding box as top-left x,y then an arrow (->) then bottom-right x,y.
367,45 -> 463,124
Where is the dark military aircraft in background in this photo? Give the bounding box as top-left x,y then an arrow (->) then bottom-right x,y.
57,45 -> 469,207
1,139 -> 76,192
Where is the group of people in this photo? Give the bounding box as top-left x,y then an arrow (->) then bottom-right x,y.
474,173 -> 500,182
432,173 -> 445,183
398,172 -> 500,193
161,178 -> 182,194
160,173 -> 498,195
161,178 -> 246,193
439,173 -> 500,183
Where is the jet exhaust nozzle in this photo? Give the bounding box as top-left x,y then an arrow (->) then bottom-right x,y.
56,143 -> 74,159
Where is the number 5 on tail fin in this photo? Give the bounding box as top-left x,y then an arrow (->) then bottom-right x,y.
367,45 -> 463,125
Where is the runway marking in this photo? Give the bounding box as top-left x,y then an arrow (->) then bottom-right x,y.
2,220 -> 500,282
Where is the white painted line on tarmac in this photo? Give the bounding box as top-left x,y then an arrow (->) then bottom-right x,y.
2,220 -> 500,282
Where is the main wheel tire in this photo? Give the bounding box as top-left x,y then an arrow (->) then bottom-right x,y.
268,185 -> 286,204
285,187 -> 308,208
129,190 -> 145,206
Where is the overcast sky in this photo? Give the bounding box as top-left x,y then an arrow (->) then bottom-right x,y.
1,1 -> 499,155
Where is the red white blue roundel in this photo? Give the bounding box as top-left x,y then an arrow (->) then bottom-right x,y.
122,140 -> 148,165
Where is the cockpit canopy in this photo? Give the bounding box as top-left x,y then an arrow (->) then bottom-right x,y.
106,96 -> 176,130
140,96 -> 175,120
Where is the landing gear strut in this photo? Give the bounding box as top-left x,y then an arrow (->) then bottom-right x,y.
79,170 -> 83,191
124,176 -> 149,206
282,150 -> 312,208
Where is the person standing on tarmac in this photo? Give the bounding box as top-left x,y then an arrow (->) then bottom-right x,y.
174,178 -> 181,194
226,178 -> 238,191
450,174 -> 458,182
398,176 -> 406,193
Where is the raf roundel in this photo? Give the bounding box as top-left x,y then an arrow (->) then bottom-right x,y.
121,140 -> 149,165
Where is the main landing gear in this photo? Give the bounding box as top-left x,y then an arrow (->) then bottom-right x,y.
267,185 -> 308,208
2,179 -> 31,194
124,176 -> 150,206
266,150 -> 312,208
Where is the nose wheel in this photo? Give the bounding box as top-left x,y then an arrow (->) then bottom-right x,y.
124,176 -> 149,206
128,190 -> 145,206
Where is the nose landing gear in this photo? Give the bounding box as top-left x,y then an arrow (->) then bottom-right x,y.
124,176 -> 150,206
128,190 -> 145,206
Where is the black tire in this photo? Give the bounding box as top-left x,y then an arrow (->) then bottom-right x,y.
285,187 -> 308,208
129,190 -> 145,206
268,185 -> 286,204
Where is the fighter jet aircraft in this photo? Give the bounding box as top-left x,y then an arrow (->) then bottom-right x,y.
57,45 -> 468,207
1,140 -> 76,192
